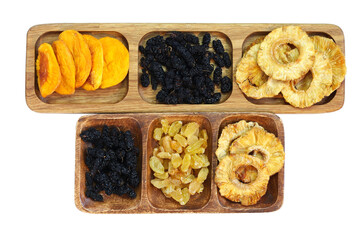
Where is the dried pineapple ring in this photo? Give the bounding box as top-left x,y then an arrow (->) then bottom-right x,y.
281,53 -> 333,108
236,44 -> 286,99
230,126 -> 285,176
257,26 -> 315,81
311,36 -> 346,95
215,154 -> 270,205
215,120 -> 261,161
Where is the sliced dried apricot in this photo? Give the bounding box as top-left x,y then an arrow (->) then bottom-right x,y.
82,35 -> 103,91
52,40 -> 75,95
59,30 -> 92,88
36,43 -> 61,98
99,37 -> 129,89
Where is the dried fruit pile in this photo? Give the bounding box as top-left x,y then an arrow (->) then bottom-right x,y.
36,30 -> 129,98
236,25 -> 346,108
80,125 -> 140,201
139,32 -> 232,104
215,120 -> 285,205
150,119 -> 210,205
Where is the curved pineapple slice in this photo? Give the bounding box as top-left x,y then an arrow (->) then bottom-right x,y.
311,36 -> 346,96
215,154 -> 270,205
230,126 -> 285,176
281,53 -> 333,108
257,26 -> 315,81
215,120 -> 261,161
243,36 -> 266,58
236,43 -> 286,99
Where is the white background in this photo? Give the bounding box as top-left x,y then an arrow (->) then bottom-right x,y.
1,0 -> 359,239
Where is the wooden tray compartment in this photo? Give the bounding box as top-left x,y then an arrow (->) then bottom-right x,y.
75,112 -> 284,213
26,23 -> 345,114
76,117 -> 142,213
138,31 -> 233,104
33,30 -> 129,105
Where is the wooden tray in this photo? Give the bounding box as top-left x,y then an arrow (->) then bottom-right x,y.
75,112 -> 284,213
26,23 -> 345,113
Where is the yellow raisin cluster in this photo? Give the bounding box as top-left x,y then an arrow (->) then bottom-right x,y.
150,119 -> 210,205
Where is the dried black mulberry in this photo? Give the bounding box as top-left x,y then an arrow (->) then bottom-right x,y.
139,32 -> 232,104
221,76 -> 232,93
81,125 -> 140,201
223,52 -> 231,68
202,32 -> 211,46
140,72 -> 150,87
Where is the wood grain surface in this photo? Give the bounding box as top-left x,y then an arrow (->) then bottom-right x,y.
26,23 -> 345,114
74,112 -> 285,213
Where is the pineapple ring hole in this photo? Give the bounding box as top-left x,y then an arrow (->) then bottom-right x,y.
273,42 -> 299,64
294,71 -> 313,91
249,149 -> 265,160
235,165 -> 258,184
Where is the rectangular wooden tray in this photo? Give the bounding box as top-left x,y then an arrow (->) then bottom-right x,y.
75,112 -> 284,213
26,23 -> 345,113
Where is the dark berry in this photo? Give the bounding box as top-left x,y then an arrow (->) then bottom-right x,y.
140,72 -> 150,87
80,127 -> 101,144
223,52 -> 231,68
213,67 -> 222,85
212,39 -> 225,54
202,33 -> 211,46
220,76 -> 232,93
80,126 -> 140,202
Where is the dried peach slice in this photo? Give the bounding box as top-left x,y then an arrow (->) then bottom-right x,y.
52,40 -> 75,95
82,35 -> 104,91
36,43 -> 61,98
59,30 -> 92,88
257,26 -> 315,81
99,37 -> 129,89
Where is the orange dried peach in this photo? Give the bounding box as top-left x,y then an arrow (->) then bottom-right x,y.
82,35 -> 104,91
52,40 -> 76,95
36,43 -> 61,98
59,30 -> 92,88
99,37 -> 129,89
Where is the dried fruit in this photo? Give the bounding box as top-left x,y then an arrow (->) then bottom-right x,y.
281,53 -> 333,108
171,153 -> 183,168
215,154 -> 270,205
311,36 -> 346,95
80,125 -> 140,201
52,40 -> 75,95
236,43 -> 286,99
168,121 -> 182,137
257,26 -> 315,81
99,37 -> 129,89
82,35 -> 103,91
161,119 -> 170,134
153,128 -> 163,141
36,43 -> 61,98
230,126 -> 285,176
216,120 -> 261,161
139,32 -> 231,104
149,156 -> 165,174
59,30 -> 92,88
150,119 -> 209,205
183,122 -> 200,138
197,167 -> 209,183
